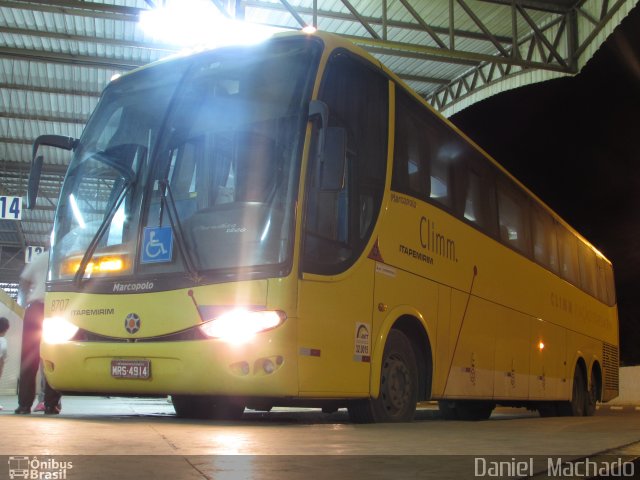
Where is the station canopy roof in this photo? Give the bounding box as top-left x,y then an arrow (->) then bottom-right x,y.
0,0 -> 634,293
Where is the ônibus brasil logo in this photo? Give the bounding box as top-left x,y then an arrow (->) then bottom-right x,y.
8,456 -> 73,479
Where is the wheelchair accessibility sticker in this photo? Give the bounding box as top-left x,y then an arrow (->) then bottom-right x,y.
141,226 -> 173,264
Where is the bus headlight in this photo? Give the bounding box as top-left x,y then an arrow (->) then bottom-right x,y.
199,309 -> 286,345
43,317 -> 80,344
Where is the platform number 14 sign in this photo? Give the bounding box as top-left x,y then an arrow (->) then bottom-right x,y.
0,195 -> 22,220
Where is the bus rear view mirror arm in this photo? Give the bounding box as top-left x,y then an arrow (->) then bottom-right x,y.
27,155 -> 43,210
28,134 -> 78,209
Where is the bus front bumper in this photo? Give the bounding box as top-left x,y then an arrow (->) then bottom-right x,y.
40,333 -> 299,397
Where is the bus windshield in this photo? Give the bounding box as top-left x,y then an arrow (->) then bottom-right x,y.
50,38 -> 320,282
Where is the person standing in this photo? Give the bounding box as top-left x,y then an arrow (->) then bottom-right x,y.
0,316 -> 9,410
14,252 -> 61,415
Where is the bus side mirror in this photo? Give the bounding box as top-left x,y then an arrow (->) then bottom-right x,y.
28,135 -> 78,209
319,127 -> 346,191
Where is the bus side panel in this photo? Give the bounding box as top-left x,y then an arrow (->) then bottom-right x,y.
440,292 -> 495,398
297,260 -> 374,397
432,285 -> 451,396
529,318 -> 567,400
493,307 -> 531,400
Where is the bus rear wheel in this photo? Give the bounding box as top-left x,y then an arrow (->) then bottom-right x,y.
558,365 -> 587,417
585,369 -> 598,417
172,395 -> 245,420
348,329 -> 418,423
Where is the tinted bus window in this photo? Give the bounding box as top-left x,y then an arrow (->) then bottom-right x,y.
603,260 -> 616,305
578,242 -> 598,297
532,206 -> 559,273
430,143 -> 453,208
392,90 -> 433,199
558,226 -> 580,285
497,180 -> 530,255
459,157 -> 498,236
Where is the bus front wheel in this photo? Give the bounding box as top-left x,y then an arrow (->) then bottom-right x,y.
348,329 -> 418,423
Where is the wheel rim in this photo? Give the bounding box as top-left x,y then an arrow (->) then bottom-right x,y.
381,353 -> 412,415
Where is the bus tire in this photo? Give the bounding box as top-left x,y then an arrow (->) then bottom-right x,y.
172,395 -> 245,420
348,329 -> 418,423
585,369 -> 598,417
558,365 -> 587,417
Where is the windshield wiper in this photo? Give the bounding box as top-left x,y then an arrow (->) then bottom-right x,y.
73,178 -> 132,285
158,179 -> 201,281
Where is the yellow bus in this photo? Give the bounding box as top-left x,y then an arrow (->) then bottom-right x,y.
29,31 -> 618,422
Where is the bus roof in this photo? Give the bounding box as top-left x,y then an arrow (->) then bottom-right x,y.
108,30 -> 611,265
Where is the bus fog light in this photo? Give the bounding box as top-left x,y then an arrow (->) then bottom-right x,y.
230,361 -> 250,376
254,356 -> 283,375
43,317 -> 79,344
263,359 -> 275,374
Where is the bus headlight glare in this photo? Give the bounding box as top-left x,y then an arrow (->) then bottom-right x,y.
200,309 -> 285,345
43,317 -> 79,344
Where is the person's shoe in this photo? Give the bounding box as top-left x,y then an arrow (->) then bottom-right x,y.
44,404 -> 61,415
14,406 -> 31,414
34,401 -> 45,412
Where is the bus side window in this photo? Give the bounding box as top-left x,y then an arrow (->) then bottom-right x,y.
578,242 -> 598,297
430,142 -> 454,208
497,179 -> 531,256
392,89 -> 431,199
603,260 -> 616,306
531,206 -> 559,274
460,157 -> 498,236
595,256 -> 609,303
557,225 -> 580,285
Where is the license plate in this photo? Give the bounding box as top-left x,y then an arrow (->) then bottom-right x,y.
111,359 -> 151,379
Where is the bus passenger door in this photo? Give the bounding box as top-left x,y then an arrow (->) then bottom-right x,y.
298,51 -> 389,396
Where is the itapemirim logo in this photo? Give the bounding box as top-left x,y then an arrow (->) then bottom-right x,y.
7,456 -> 73,479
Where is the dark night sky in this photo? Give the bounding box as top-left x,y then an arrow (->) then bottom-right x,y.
451,6 -> 640,364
